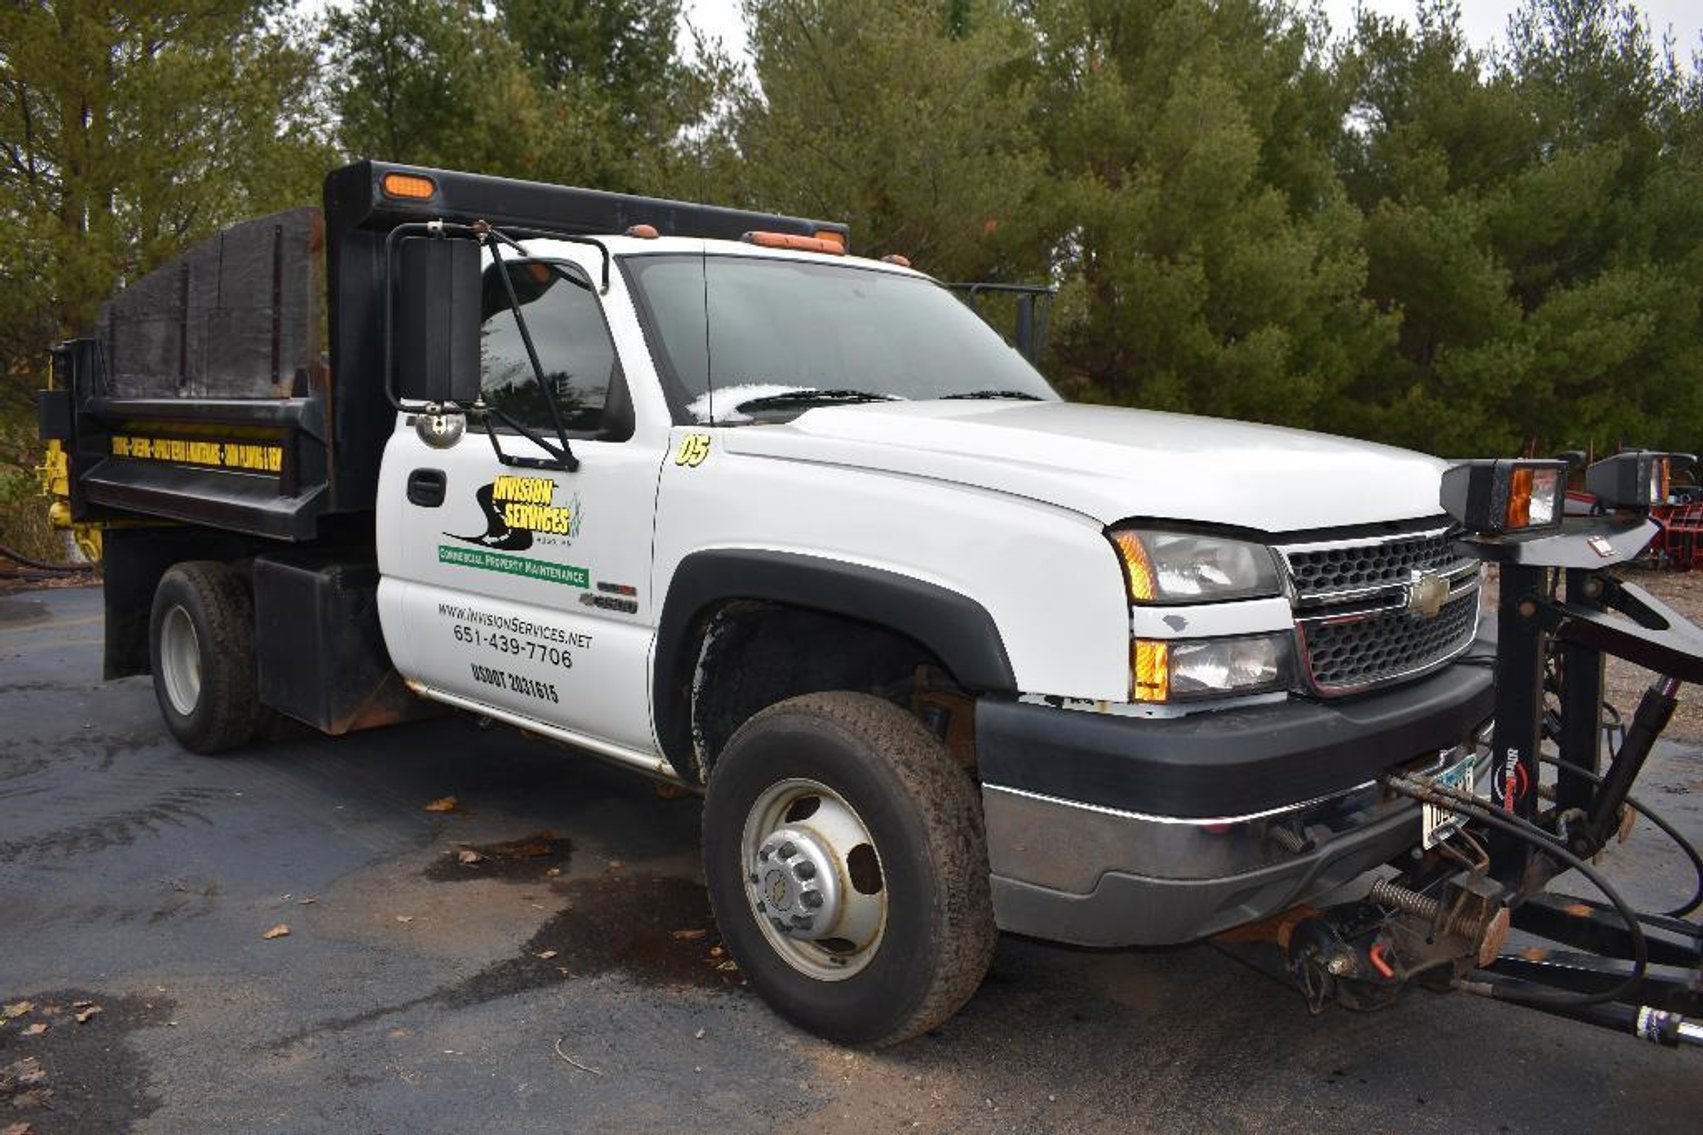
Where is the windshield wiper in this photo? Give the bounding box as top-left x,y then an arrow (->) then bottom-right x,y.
939,389 -> 1043,401
733,389 -> 898,413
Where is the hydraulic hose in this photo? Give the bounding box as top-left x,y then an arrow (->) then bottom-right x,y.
1541,754 -> 1703,919
1385,772 -> 1649,1009
0,542 -> 87,572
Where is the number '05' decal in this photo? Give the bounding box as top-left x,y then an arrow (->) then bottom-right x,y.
674,434 -> 711,468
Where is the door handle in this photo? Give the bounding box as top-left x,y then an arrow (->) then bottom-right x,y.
407,468 -> 446,507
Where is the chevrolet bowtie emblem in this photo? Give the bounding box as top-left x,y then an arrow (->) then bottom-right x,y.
1406,570 -> 1449,619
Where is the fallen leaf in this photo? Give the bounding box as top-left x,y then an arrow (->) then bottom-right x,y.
457,849 -> 483,865
70,1000 -> 95,1009
3,1056 -> 46,1085
423,796 -> 459,813
262,924 -> 291,940
74,1006 -> 101,1024
395,915 -> 414,923
545,867 -> 561,877
716,960 -> 739,972
1,1002 -> 32,1019
19,1024 -> 46,1037
536,949 -> 558,960
708,946 -> 724,957
670,929 -> 707,941
694,1028 -> 706,1039
4,1120 -> 37,1135
297,897 -> 319,905
607,859 -> 623,869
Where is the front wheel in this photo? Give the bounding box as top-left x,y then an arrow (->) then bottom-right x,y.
701,692 -> 995,1046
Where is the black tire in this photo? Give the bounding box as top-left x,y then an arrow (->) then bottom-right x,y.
702,691 -> 996,1046
149,561 -> 269,754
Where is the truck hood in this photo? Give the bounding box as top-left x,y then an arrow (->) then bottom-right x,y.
717,400 -> 1449,532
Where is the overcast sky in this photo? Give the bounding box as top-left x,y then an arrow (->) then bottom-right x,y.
677,1 -> 1703,64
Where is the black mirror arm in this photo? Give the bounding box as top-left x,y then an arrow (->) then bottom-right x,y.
483,231 -> 580,473
479,403 -> 580,473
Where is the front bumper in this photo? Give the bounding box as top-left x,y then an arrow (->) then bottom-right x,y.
976,638 -> 1496,947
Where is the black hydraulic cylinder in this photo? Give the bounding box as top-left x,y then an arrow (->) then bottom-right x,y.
1585,677 -> 1680,847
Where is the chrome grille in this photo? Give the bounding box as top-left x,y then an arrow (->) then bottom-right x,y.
1284,529 -> 1471,602
1300,590 -> 1480,693
1277,524 -> 1481,696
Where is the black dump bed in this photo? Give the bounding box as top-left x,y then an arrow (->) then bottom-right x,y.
47,208 -> 332,540
41,160 -> 848,544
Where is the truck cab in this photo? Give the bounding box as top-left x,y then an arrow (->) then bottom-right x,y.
40,161 -> 1494,1046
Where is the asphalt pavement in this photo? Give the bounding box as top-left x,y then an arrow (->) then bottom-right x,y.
3,585 -> 1702,1133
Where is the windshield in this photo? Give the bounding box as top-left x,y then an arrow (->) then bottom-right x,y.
622,254 -> 1058,424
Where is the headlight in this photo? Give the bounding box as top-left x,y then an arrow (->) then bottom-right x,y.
1108,528 -> 1281,603
1131,633 -> 1293,703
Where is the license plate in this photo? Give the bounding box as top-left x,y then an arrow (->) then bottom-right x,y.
1422,749 -> 1475,849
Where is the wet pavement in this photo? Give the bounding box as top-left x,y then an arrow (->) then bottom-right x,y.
3,585 -> 1702,1132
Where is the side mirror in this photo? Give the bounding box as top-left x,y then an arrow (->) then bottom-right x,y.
395,236 -> 481,407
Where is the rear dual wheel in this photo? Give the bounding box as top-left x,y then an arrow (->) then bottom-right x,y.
149,561 -> 270,753
702,692 -> 996,1046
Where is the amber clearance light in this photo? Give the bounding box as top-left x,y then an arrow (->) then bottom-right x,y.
741,231 -> 847,255
382,172 -> 437,201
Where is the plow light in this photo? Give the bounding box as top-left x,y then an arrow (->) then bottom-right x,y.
1585,450 -> 1692,511
1440,459 -> 1567,535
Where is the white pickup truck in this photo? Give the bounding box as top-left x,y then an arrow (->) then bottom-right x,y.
40,161 -> 1494,1046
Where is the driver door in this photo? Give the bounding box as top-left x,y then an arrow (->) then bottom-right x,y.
381,251 -> 664,753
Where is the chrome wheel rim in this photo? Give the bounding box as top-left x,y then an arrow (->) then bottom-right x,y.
741,777 -> 888,981
159,606 -> 202,716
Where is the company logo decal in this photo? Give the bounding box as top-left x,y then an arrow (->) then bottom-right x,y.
447,475 -> 582,552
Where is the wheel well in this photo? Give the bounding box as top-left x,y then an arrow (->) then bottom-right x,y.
101,526 -> 261,679
686,602 -> 976,782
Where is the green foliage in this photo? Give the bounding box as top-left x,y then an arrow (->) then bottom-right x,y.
323,0 -> 730,194
4,0 -> 1703,474
0,420 -> 59,564
724,0 -> 1045,280
1028,1 -> 1390,430
0,0 -> 333,404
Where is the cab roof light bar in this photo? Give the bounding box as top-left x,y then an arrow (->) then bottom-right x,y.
327,159 -> 852,248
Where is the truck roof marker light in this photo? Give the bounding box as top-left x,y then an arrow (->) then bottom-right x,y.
881,254 -> 912,267
1109,529 -> 1157,602
382,172 -> 437,200
625,224 -> 660,239
1132,640 -> 1169,703
1440,458 -> 1568,534
813,230 -> 847,250
741,231 -> 847,255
